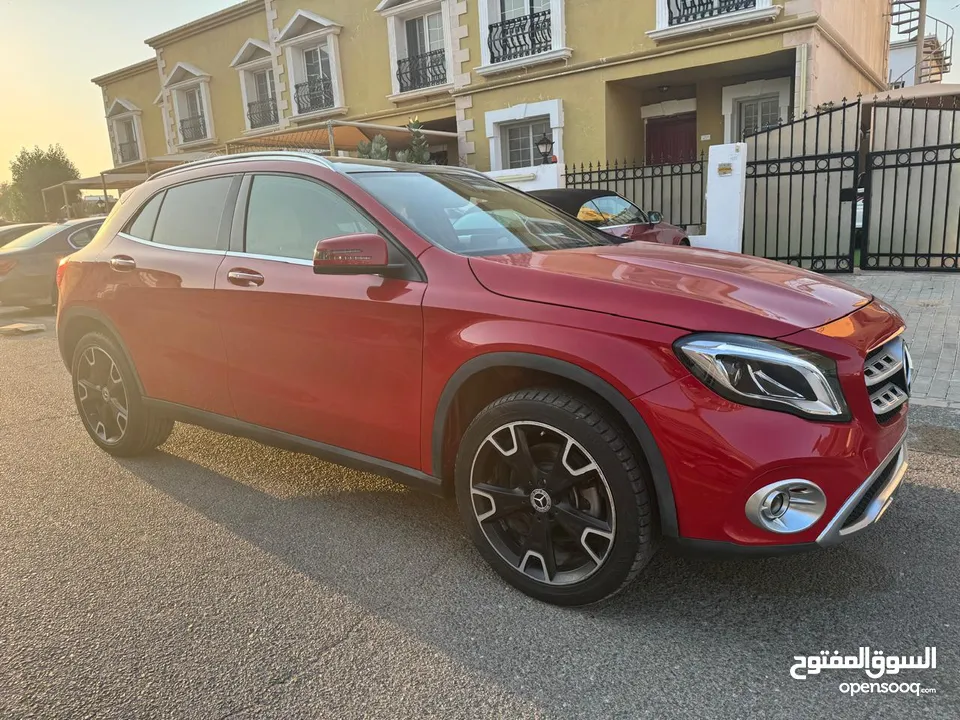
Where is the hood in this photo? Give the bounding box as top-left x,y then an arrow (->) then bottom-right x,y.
469,243 -> 872,337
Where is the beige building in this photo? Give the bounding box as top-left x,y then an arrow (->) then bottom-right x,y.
92,0 -> 892,174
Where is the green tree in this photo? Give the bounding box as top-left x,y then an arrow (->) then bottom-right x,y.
395,118 -> 432,164
0,182 -> 24,222
356,134 -> 390,160
9,145 -> 81,221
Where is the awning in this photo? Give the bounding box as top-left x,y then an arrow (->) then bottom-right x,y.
225,119 -> 459,154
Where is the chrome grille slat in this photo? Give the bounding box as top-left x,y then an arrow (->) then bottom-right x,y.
864,336 -> 911,421
870,382 -> 909,415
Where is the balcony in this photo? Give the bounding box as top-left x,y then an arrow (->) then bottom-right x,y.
649,0 -> 780,40
247,98 -> 278,129
118,141 -> 139,164
294,77 -> 335,115
179,114 -> 207,144
488,10 -> 552,65
397,49 -> 447,94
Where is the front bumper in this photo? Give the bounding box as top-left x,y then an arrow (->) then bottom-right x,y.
816,438 -> 908,546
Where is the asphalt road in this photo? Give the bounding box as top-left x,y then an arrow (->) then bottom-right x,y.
1,306 -> 958,719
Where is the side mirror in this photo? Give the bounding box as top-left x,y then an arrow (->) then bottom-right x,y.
648,212 -> 663,225
313,233 -> 402,276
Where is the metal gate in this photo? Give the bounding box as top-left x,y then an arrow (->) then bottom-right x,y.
861,97 -> 960,270
743,100 -> 861,272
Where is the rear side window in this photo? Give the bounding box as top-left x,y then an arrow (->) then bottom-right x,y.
68,225 -> 101,249
152,177 -> 234,251
587,196 -> 646,227
126,192 -> 164,241
244,175 -> 377,261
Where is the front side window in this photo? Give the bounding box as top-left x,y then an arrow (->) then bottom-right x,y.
244,175 -> 377,261
351,170 -> 620,257
582,195 -> 646,228
503,118 -> 551,169
151,177 -> 233,251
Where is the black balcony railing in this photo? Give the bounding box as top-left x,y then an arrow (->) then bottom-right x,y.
118,141 -> 139,164
294,77 -> 335,115
397,49 -> 447,93
247,98 -> 278,129
179,114 -> 207,143
667,0 -> 757,26
488,10 -> 552,64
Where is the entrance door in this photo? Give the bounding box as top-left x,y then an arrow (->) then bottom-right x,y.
645,113 -> 697,164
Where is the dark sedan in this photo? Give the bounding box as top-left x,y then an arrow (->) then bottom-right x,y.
0,218 -> 104,309
529,188 -> 690,246
0,223 -> 48,248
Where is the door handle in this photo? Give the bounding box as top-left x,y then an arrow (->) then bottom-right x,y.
227,269 -> 265,287
109,255 -> 137,272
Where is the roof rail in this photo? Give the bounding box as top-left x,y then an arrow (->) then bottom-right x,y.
149,151 -> 337,181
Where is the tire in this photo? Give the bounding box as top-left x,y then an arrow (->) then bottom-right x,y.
71,331 -> 174,457
679,238 -> 691,247
455,388 -> 657,606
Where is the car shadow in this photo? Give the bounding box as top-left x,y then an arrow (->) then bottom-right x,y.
116,423 -> 959,712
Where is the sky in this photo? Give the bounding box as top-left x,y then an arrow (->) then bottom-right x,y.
1,0 -> 959,183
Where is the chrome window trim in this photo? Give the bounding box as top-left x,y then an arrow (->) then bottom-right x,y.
116,231 -> 226,256
816,436 -> 908,546
224,250 -> 313,267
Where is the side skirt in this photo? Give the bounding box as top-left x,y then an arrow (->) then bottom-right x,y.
143,399 -> 446,497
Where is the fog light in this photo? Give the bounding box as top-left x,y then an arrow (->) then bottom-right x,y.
745,480 -> 826,534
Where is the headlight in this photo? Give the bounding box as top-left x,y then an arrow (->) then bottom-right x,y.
674,334 -> 849,421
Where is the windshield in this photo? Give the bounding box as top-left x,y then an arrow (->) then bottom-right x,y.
0,224 -> 64,252
351,171 -> 621,257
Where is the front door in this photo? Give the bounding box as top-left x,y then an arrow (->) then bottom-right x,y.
104,175 -> 239,416
645,113 -> 697,164
215,173 -> 426,468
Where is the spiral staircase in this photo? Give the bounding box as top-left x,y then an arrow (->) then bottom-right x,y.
889,0 -> 954,86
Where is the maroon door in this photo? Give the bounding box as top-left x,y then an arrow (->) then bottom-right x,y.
645,113 -> 697,164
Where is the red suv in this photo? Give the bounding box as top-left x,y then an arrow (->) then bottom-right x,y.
57,153 -> 911,605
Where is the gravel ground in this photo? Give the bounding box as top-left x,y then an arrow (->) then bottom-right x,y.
0,308 -> 957,719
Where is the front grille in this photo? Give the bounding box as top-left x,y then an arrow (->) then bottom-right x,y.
864,336 -> 911,424
842,450 -> 900,529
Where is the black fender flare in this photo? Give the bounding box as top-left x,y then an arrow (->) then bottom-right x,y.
432,352 -> 678,537
58,307 -> 146,396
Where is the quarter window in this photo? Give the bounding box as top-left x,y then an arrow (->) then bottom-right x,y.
151,177 -> 234,251
244,175 -> 377,261
125,192 -> 165,241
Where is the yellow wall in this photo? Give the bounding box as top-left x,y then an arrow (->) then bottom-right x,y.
100,66 -> 166,160
157,10 -> 270,147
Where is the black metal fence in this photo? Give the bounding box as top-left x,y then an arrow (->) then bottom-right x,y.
668,0 -> 757,26
397,49 -> 447,93
861,97 -> 960,270
247,98 -> 278,129
564,155 -> 706,228
743,100 -> 861,272
294,77 -> 334,115
179,115 -> 207,143
488,10 -> 552,64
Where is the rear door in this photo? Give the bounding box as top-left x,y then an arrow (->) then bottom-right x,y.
103,175 -> 239,416
215,172 -> 426,467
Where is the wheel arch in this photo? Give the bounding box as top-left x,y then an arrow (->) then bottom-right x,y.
58,307 -> 145,396
432,352 -> 678,537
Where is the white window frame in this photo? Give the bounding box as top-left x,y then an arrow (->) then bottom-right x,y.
500,118 -> 552,170
721,77 -> 792,143
377,0 -> 456,102
477,0 -> 570,77
105,99 -> 146,167
648,0 -> 781,41
277,10 -> 346,122
164,62 -> 216,148
231,39 -> 281,134
485,98 -> 563,172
